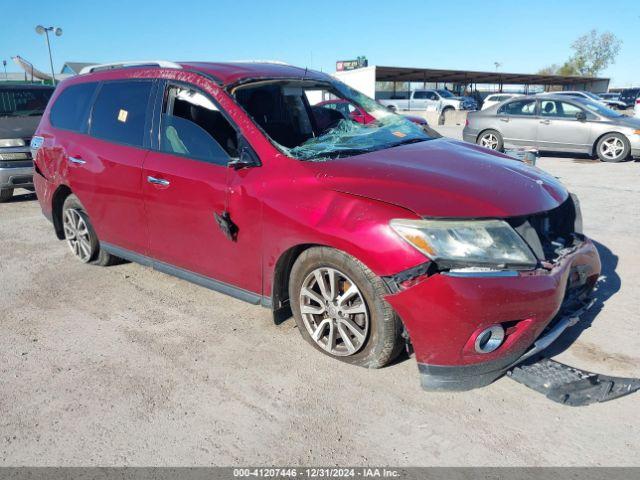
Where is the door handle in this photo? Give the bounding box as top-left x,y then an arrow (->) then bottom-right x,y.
147,176 -> 170,187
68,156 -> 86,165
539,119 -> 551,125
499,117 -> 509,122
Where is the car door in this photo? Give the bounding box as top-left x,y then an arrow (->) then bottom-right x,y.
425,92 -> 441,112
536,99 -> 592,152
142,79 -> 263,295
409,91 -> 424,110
65,79 -> 155,253
495,98 -> 539,146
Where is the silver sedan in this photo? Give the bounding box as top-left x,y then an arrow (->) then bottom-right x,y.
463,95 -> 640,162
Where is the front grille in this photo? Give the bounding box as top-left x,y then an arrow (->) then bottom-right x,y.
0,151 -> 31,161
508,197 -> 579,262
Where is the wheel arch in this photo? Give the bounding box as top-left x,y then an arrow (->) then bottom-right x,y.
591,131 -> 630,156
270,243 -> 324,324
51,184 -> 73,240
476,127 -> 502,143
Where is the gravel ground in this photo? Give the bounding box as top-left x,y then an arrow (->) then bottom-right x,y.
1,128 -> 639,466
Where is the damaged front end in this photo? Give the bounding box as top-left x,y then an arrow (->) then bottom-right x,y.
382,194 -> 606,393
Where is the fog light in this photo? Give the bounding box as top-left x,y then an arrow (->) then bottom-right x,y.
474,325 -> 505,353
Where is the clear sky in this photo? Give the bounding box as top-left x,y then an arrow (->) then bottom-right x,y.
2,0 -> 638,87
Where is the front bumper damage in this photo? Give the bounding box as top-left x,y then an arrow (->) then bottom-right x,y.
384,237 -> 603,392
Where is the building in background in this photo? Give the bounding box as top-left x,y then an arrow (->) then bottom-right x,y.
333,64 -> 611,102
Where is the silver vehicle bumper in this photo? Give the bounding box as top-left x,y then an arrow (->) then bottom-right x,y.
0,147 -> 33,189
0,164 -> 33,189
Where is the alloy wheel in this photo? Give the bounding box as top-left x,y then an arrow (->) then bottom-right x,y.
600,137 -> 625,161
480,133 -> 499,149
63,208 -> 94,263
299,267 -> 369,356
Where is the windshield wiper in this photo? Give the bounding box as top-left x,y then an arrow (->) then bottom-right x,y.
388,138 -> 428,148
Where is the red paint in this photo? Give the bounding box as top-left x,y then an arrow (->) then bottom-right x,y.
387,239 -> 601,365
34,62 -> 602,379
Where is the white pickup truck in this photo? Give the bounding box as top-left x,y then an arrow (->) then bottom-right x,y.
379,89 -> 477,113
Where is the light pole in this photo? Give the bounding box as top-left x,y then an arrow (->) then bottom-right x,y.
2,60 -> 6,80
35,25 -> 63,84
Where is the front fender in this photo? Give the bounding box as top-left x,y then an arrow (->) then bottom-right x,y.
261,188 -> 427,298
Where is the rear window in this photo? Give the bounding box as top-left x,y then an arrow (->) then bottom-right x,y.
90,81 -> 153,147
0,87 -> 53,118
50,83 -> 98,132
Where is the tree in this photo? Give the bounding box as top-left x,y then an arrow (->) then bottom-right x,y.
569,30 -> 622,76
537,30 -> 622,77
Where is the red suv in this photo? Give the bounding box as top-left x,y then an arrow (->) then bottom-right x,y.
32,61 -> 601,391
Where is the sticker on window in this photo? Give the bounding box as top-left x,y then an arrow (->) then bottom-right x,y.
117,109 -> 129,122
392,131 -> 407,138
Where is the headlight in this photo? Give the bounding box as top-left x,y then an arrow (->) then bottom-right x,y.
390,219 -> 537,269
0,138 -> 26,148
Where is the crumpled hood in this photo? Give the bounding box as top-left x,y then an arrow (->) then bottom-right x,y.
312,138 -> 568,218
0,115 -> 41,140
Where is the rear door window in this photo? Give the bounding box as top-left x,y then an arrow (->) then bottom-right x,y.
49,83 -> 97,132
498,99 -> 537,116
90,81 -> 153,147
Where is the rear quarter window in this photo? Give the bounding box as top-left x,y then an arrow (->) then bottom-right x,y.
90,81 -> 153,147
49,82 -> 98,132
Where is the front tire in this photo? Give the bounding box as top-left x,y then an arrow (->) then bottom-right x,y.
595,133 -> 630,162
477,129 -> 504,151
289,247 -> 404,368
0,188 -> 14,202
62,194 -> 119,266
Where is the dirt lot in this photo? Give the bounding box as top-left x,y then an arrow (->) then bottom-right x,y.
1,127 -> 639,466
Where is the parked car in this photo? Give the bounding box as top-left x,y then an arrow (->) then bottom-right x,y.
464,95 -> 640,162
635,98 -> 640,118
596,92 -> 627,110
481,93 -> 521,110
619,88 -> 640,108
0,83 -> 54,201
380,89 -> 476,113
32,61 -> 600,391
316,98 -> 429,128
539,90 -> 625,109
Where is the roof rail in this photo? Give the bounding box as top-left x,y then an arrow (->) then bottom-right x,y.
230,59 -> 290,66
79,60 -> 182,74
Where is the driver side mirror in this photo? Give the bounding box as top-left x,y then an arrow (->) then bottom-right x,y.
229,137 -> 261,170
576,111 -> 587,121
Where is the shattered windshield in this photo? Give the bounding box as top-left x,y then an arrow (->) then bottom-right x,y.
233,78 -> 434,160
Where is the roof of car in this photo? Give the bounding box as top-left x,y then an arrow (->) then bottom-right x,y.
180,61 -> 327,85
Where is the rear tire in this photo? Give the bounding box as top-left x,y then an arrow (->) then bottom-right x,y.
477,129 -> 504,151
289,247 -> 404,368
595,133 -> 630,162
0,188 -> 14,202
61,194 -> 119,266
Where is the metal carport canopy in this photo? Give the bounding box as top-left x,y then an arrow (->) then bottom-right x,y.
374,65 -> 609,86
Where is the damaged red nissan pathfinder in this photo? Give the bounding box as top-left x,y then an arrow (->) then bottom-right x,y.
32,61 -> 601,390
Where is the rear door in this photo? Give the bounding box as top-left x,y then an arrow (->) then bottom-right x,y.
54,79 -> 154,253
536,99 -> 592,152
142,79 -> 263,295
496,98 -> 539,146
